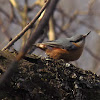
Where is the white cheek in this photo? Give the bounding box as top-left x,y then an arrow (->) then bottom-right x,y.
78,40 -> 85,47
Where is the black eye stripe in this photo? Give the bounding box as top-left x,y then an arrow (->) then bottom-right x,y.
70,37 -> 83,43
75,37 -> 83,43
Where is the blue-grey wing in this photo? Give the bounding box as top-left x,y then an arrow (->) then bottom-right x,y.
65,44 -> 78,51
43,39 -> 78,51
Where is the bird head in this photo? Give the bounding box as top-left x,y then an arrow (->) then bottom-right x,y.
70,31 -> 91,47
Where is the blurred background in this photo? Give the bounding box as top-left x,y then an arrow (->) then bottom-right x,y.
0,0 -> 100,74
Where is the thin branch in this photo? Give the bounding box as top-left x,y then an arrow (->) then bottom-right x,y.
0,0 -> 60,87
2,0 -> 50,51
9,1 -> 20,24
16,0 -> 59,61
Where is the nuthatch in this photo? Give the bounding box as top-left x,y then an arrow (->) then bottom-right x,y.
35,31 -> 91,62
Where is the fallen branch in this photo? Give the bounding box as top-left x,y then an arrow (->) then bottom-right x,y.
0,51 -> 100,100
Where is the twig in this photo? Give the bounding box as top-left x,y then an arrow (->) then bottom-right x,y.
57,8 -> 100,35
0,0 -> 60,87
9,1 -> 20,24
2,0 -> 50,51
16,0 -> 59,61
21,0 -> 29,48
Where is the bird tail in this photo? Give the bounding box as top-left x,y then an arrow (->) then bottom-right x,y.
33,43 -> 47,50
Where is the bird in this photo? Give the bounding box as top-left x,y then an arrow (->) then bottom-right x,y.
34,31 -> 91,62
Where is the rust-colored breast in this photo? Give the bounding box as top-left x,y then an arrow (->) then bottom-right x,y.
46,47 -> 83,62
46,48 -> 69,60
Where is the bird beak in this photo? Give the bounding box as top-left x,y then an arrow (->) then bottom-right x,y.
83,31 -> 91,38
